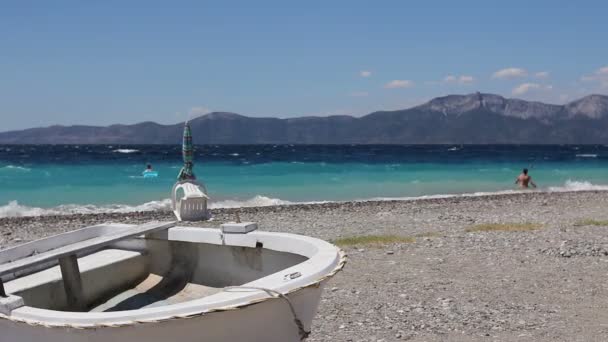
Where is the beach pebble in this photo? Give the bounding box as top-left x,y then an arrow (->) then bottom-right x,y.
2,190 -> 608,341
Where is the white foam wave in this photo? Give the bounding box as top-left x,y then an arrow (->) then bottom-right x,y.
209,195 -> 293,209
0,199 -> 172,218
3,180 -> 608,218
548,180 -> 608,192
367,180 -> 608,203
575,154 -> 598,158
113,149 -> 139,154
447,147 -> 460,151
0,195 -> 294,218
0,165 -> 31,172
367,189 -> 523,203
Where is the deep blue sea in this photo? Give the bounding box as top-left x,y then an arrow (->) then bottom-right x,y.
1,144 -> 608,217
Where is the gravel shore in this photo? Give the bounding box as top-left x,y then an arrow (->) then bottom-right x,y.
2,190 -> 608,341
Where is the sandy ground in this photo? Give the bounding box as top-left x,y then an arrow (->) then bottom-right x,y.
2,190 -> 608,341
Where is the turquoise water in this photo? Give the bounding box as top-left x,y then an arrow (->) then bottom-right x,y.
1,145 -> 607,217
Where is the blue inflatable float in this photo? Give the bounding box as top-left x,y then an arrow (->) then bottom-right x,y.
142,170 -> 159,178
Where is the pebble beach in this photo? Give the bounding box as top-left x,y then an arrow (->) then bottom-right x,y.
2,190 -> 608,341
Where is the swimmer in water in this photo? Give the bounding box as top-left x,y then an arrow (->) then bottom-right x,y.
515,168 -> 537,189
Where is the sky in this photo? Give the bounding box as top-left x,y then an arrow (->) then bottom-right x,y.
1,0 -> 607,131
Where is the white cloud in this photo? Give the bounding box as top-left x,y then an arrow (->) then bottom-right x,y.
441,74 -> 474,85
443,75 -> 457,83
581,66 -> 608,89
512,83 -> 540,95
458,75 -> 474,84
534,71 -> 550,79
360,70 -> 372,77
512,83 -> 553,96
492,67 -> 528,79
349,91 -> 369,97
188,106 -> 211,117
384,80 -> 414,89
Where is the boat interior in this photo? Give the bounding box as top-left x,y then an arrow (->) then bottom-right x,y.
1,224 -> 308,313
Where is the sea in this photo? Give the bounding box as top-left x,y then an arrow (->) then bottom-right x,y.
1,144 -> 608,218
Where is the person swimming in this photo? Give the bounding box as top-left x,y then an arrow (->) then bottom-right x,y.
142,164 -> 158,178
515,168 -> 537,189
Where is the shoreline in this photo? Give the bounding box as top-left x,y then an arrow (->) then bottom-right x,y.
2,189 -> 608,248
2,188 -> 608,222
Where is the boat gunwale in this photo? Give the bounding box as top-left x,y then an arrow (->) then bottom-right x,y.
1,225 -> 346,329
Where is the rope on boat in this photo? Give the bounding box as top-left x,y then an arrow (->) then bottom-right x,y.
223,286 -> 310,340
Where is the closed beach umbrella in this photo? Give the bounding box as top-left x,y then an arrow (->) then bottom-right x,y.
177,121 -> 196,181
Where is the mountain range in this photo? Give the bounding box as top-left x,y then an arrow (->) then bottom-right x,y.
1,93 -> 608,144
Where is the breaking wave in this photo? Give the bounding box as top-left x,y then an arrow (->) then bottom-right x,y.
548,180 -> 608,192
113,149 -> 139,154
0,199 -> 173,218
0,165 -> 31,172
367,180 -> 608,202
209,195 -> 293,209
0,196 -> 293,218
3,180 -> 608,218
575,154 -> 598,158
367,189 -> 522,203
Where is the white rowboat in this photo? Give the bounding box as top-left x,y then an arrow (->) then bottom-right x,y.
0,221 -> 345,342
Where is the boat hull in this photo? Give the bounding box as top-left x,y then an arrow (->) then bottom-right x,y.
0,225 -> 345,342
0,282 -> 324,342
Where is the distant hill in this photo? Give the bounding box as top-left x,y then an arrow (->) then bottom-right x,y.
2,93 -> 608,144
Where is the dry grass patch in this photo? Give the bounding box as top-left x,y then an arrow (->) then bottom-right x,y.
574,219 -> 608,227
414,231 -> 442,238
333,234 -> 415,247
465,223 -> 543,233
